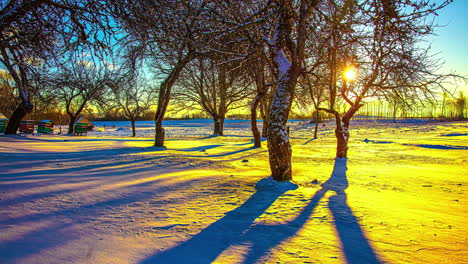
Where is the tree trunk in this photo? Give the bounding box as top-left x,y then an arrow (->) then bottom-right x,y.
251,93 -> 263,148
154,54 -> 192,147
4,100 -> 33,134
213,114 -> 225,136
267,1 -> 307,181
154,117 -> 165,147
267,53 -> 299,181
334,104 -> 360,158
155,119 -> 165,147
1,46 -> 33,135
68,115 -> 78,134
131,119 -> 136,137
392,104 -> 398,123
313,110 -> 319,139
68,123 -> 74,135
260,101 -> 269,138
267,78 -> 296,181
335,120 -> 350,158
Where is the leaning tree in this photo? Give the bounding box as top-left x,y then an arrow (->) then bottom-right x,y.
110,0 -> 212,147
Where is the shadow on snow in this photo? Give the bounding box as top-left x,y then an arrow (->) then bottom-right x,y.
363,138 -> 467,150
139,159 -> 382,264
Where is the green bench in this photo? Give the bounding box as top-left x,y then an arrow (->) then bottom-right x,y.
74,123 -> 88,136
38,120 -> 53,134
0,119 -> 7,133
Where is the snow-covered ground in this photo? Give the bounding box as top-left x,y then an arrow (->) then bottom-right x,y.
0,119 -> 466,264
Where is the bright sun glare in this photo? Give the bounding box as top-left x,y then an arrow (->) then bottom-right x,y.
344,67 -> 357,81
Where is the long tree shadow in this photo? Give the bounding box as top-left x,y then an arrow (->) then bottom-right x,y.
139,178 -> 298,264
0,176 -> 212,263
140,159 -> 382,264
2,136 -> 381,263
239,159 -> 382,264
324,158 -> 382,264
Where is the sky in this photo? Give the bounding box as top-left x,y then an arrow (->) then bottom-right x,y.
430,0 -> 468,92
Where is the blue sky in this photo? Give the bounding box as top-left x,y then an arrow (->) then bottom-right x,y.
430,0 -> 467,90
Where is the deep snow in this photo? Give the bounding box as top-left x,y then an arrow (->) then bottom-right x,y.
0,119 -> 466,263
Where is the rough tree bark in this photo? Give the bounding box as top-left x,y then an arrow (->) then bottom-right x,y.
154,79 -> 171,147
267,71 -> 297,181
154,55 -> 192,147
68,119 -> 76,135
131,119 -> 136,137
66,105 -> 86,135
260,100 -> 269,138
267,0 -> 317,181
67,113 -> 84,135
313,110 -> 319,139
250,55 -> 267,148
267,12 -> 299,180
251,92 -> 264,147
5,101 -> 33,134
1,47 -> 33,134
213,114 -> 225,136
320,96 -> 363,158
334,116 -> 350,159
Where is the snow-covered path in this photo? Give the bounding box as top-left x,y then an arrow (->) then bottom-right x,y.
0,120 -> 466,263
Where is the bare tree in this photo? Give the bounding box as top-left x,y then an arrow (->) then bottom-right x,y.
188,0 -> 277,145
108,79 -> 155,137
48,58 -> 115,134
204,0 -> 322,179
266,0 -> 320,181
173,57 -> 252,136
316,0 -> 453,158
385,92 -> 411,122
222,0 -> 455,178
450,92 -> 466,120
0,0 -> 112,134
296,29 -> 331,140
110,0 -> 211,147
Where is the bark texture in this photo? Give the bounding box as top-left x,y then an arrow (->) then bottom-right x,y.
154,55 -> 192,147
213,115 -> 225,136
4,101 -> 33,134
250,57 -> 267,148
267,96 -> 294,181
266,0 -> 318,181
334,119 -> 350,159
251,94 -> 263,148
131,120 -> 136,137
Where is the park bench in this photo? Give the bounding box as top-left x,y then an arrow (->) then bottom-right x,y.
19,120 -> 35,133
0,118 -> 6,133
74,123 -> 88,136
38,120 -> 53,134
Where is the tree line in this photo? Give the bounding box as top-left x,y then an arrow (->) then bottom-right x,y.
0,0 -> 464,181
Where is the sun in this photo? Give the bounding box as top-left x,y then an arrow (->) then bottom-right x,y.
343,66 -> 357,81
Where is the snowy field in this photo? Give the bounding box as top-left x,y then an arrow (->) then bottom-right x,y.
0,119 -> 467,264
